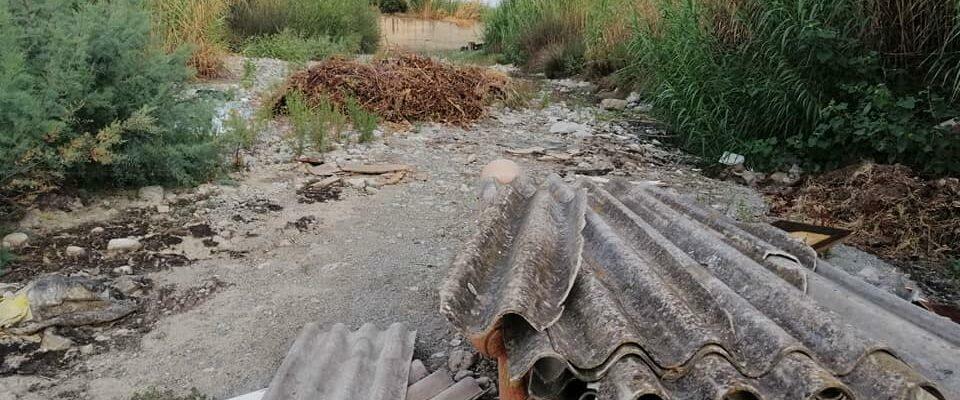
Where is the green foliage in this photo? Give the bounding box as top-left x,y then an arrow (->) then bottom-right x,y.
241,59 -> 257,89
624,0 -> 960,175
285,91 -> 348,154
0,0 -> 219,195
484,0 -> 587,77
228,0 -> 380,54
346,98 -> 379,143
241,29 -> 359,63
130,388 -> 210,400
221,111 -> 263,169
375,0 -> 408,13
0,247 -> 15,275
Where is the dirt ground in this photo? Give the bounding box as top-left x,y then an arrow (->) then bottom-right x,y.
0,57 -> 800,400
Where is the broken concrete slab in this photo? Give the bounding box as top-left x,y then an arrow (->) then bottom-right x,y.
431,376 -> 484,400
504,147 -> 546,156
408,359 -> 428,385
306,163 -> 341,176
339,162 -> 411,175
406,369 -> 454,400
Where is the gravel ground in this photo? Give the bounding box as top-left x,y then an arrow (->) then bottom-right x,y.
1,57 -> 770,400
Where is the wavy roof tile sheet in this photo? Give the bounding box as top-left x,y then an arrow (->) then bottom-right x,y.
441,176 -> 959,400
261,322 -> 417,400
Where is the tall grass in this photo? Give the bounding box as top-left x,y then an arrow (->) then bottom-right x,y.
149,0 -> 232,78
408,0 -> 486,22
229,0 -> 380,53
487,0 -> 960,174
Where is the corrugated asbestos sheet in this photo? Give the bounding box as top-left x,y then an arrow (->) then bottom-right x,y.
262,322 -> 417,400
441,175 -> 960,400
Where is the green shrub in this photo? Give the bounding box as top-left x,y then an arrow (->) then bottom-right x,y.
229,0 -> 380,54
285,91 -> 347,154
376,0 -> 408,13
0,0 -> 219,195
241,29 -> 359,63
624,0 -> 960,174
484,0 -> 587,77
346,98 -> 379,143
221,110 -> 263,169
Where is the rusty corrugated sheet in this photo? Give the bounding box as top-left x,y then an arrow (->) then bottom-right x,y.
262,322 -> 417,400
441,176 -> 959,400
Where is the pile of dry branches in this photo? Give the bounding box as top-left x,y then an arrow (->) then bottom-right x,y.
771,163 -> 960,261
281,54 -> 508,125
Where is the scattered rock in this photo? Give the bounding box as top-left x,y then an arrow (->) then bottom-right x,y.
90,227 -> 105,235
113,276 -> 144,296
65,246 -> 86,258
40,329 -> 74,351
549,121 -> 590,136
365,186 -> 380,195
769,172 -> 797,186
106,238 -> 142,255
480,159 -> 521,185
79,344 -> 95,355
138,186 -> 165,204
339,162 -> 410,175
345,178 -> 367,189
408,359 -> 429,385
2,232 -> 29,249
449,337 -> 462,347
453,370 -> 473,381
113,266 -> 134,275
465,154 -> 477,164
719,151 -> 745,166
505,146 -> 546,156
156,205 -> 171,213
447,349 -> 475,373
476,377 -> 491,388
600,98 -> 628,111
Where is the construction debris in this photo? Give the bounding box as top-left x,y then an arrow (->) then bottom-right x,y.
262,323 -> 417,400
441,170 -> 958,399
0,275 -> 137,335
281,55 -> 507,125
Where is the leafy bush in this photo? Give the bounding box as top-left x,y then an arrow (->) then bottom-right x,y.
148,0 -> 232,78
241,29 -> 359,63
0,0 -> 219,194
229,0 -> 380,53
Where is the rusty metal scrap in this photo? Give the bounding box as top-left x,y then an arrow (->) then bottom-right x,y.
262,323 -> 416,400
441,176 -> 960,400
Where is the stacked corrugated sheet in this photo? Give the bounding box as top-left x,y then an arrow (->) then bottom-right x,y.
441,174 -> 960,400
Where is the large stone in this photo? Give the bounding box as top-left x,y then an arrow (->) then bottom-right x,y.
600,98 -> 628,111
447,349 -> 475,373
113,276 -> 143,296
408,359 -> 429,385
138,186 -> 165,204
106,238 -> 141,255
549,121 -> 590,136
41,329 -> 74,351
65,246 -> 86,258
480,159 -> 520,185
2,232 -> 28,249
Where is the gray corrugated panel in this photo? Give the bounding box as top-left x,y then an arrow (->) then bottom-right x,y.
441,175 -> 958,400
440,174 -> 586,343
262,322 -> 417,400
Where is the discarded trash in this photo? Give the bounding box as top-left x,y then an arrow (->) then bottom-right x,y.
719,151 -> 745,166
1,275 -> 137,335
771,220 -> 852,253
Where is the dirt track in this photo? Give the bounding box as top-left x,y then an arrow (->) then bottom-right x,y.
1,57 -> 769,400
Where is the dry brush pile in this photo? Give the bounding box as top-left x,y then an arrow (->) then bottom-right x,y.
771,163 -> 960,263
278,54 -> 508,125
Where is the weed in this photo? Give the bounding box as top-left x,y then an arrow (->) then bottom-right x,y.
241,59 -> 257,89
502,80 -> 539,109
286,91 -> 324,155
221,111 -> 262,169
346,98 -> 379,143
148,0 -> 231,78
317,96 -> 348,143
130,388 -> 210,400
0,247 -> 16,275
241,29 -> 357,63
950,259 -> 960,281
228,0 -> 380,53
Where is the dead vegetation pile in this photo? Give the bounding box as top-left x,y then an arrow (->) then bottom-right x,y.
770,163 -> 960,262
280,54 -> 508,124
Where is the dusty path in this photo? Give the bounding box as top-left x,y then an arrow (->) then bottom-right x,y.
2,58 -> 767,400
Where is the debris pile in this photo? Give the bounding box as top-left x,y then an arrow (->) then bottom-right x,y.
298,159 -> 413,200
441,171 -> 957,399
770,163 -> 960,262
281,55 -> 508,124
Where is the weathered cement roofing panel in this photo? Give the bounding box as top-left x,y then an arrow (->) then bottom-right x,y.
441,175 -> 958,400
261,322 -> 417,400
440,174 -> 586,342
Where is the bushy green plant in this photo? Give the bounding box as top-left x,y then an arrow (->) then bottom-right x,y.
376,0 -> 408,13
285,91 -> 345,154
229,0 -> 380,54
241,59 -> 257,89
0,0 -> 219,195
624,0 -> 960,175
241,29 -> 358,63
484,0 -> 587,77
221,111 -> 263,169
346,97 -> 379,143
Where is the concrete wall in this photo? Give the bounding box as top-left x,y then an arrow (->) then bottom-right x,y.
379,16 -> 483,52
